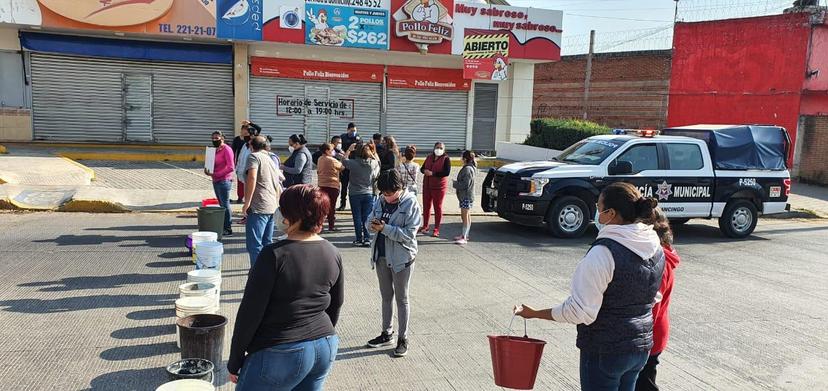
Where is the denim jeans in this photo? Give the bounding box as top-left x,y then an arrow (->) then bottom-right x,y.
212,180 -> 232,230
580,350 -> 649,391
236,335 -> 339,391
349,194 -> 374,242
246,212 -> 274,266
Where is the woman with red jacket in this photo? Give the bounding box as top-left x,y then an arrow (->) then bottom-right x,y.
418,142 -> 451,238
636,208 -> 680,391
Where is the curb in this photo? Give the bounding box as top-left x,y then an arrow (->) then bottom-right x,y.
58,156 -> 97,182
764,209 -> 824,219
59,152 -> 201,162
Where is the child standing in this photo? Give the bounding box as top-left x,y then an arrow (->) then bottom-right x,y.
398,145 -> 420,196
453,150 -> 476,245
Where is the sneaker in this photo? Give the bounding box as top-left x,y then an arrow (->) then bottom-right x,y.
362,239 -> 372,247
353,240 -> 364,246
432,228 -> 440,238
393,338 -> 408,357
454,238 -> 468,245
223,228 -> 233,236
367,331 -> 395,348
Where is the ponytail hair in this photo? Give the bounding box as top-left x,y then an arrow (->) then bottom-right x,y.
289,134 -> 308,145
600,182 -> 658,223
646,207 -> 674,247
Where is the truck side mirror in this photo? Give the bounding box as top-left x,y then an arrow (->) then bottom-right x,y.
609,160 -> 633,175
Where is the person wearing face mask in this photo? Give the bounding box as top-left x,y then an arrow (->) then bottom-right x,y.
317,143 -> 345,231
235,122 -> 262,207
419,142 -> 451,238
365,170 -> 421,358
205,131 -> 236,236
228,184 -> 344,390
233,120 -> 261,203
514,182 -> 665,391
337,123 -> 361,211
282,134 -> 313,187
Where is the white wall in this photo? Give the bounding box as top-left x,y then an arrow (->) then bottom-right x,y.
495,62 -> 535,145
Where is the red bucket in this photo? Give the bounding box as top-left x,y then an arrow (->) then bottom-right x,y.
488,335 -> 547,389
201,198 -> 219,207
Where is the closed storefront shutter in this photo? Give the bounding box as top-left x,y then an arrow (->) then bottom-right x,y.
249,76 -> 382,146
386,89 -> 469,151
30,53 -> 233,144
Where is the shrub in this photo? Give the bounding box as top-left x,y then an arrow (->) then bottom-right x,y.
524,118 -> 611,150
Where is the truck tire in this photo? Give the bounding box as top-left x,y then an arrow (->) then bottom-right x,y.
718,200 -> 758,238
546,196 -> 590,238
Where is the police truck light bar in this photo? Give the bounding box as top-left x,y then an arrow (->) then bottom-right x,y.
612,129 -> 660,137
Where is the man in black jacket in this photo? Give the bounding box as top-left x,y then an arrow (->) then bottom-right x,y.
337,123 -> 361,210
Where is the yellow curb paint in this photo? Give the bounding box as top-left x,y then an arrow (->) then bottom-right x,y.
58,156 -> 97,182
20,142 -> 202,151
59,200 -> 130,213
5,197 -> 56,211
0,144 -> 7,154
59,152 -> 201,162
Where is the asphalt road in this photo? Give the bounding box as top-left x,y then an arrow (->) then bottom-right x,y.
0,212 -> 826,390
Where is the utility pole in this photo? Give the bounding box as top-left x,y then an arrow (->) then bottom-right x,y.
674,0 -> 679,24
582,30 -> 595,120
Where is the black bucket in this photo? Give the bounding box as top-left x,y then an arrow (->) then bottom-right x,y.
177,314 -> 227,374
166,358 -> 214,384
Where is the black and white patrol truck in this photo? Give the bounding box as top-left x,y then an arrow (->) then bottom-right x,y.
482,124 -> 792,238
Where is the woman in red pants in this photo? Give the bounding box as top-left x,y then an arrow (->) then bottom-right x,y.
419,142 -> 451,238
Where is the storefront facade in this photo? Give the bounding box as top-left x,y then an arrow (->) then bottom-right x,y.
0,0 -> 562,150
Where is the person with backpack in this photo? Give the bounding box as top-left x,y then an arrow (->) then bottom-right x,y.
398,145 -> 420,196
514,182 -> 665,391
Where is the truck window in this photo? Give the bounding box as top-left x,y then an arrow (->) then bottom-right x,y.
616,144 -> 658,173
666,143 -> 704,170
556,139 -> 624,165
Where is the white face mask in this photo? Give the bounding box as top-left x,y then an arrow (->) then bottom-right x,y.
288,146 -> 295,153
594,208 -> 611,231
434,148 -> 445,157
336,143 -> 343,151
328,150 -> 336,157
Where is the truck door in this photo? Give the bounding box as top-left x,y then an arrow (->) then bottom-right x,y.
656,142 -> 715,217
605,142 -> 662,201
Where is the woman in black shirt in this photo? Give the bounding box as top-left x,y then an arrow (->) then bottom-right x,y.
229,184 -> 345,390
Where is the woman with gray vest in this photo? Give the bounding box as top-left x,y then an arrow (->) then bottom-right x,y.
282,134 -> 313,187
515,182 -> 665,391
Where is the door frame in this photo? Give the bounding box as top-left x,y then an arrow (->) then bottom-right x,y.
471,82 -> 499,153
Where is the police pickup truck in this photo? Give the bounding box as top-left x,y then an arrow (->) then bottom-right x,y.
482,125 -> 792,238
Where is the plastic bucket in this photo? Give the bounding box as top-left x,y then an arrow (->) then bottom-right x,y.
179,282 -> 218,301
177,314 -> 227,376
166,358 -> 214,384
197,207 -> 226,241
194,242 -> 223,270
156,379 -> 214,391
487,335 -> 547,390
190,231 -> 218,263
201,198 -> 219,207
187,270 -> 222,297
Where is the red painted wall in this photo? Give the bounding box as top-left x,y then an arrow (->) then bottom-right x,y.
803,25 -> 828,92
667,13 -> 812,162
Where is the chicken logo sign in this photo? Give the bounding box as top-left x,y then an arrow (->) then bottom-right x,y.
462,32 -> 509,80
35,0 -> 174,27
394,0 -> 453,48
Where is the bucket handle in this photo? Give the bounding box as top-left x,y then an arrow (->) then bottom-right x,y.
506,313 -> 528,338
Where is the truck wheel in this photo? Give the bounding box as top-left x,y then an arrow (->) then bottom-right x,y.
546,196 -> 589,238
669,218 -> 690,226
718,200 -> 758,238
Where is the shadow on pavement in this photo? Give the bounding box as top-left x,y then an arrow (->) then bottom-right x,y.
111,324 -> 176,340
334,346 -> 396,361
86,225 -> 194,232
126,308 -> 176,320
147,260 -> 193,267
19,273 -> 185,292
85,367 -> 168,391
99,342 -> 178,361
0,293 -> 176,313
33,234 -> 180,248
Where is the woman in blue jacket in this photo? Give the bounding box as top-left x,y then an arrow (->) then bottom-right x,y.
365,170 -> 422,358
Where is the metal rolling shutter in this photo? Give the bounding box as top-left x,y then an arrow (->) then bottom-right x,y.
386,89 -> 469,151
151,63 -> 234,144
31,53 -> 124,142
250,77 -> 382,146
30,53 -> 233,144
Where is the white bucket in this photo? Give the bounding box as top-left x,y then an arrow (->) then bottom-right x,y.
190,231 -> 218,264
179,282 -> 218,302
187,269 -> 222,302
194,242 -> 223,270
156,379 -> 214,391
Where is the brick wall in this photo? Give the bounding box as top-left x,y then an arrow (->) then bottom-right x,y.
533,50 -> 672,130
798,116 -> 828,185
